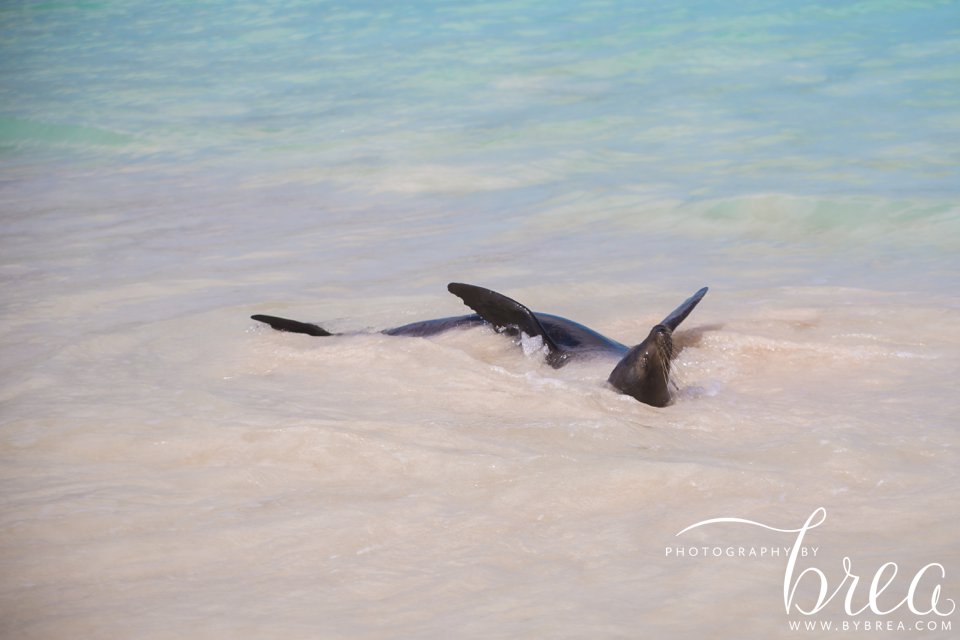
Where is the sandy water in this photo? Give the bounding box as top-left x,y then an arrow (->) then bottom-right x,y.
2,0 -> 960,637
2,169 -> 958,638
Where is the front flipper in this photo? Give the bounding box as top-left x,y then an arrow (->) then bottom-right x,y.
251,314 -> 333,337
447,282 -> 568,367
659,287 -> 708,332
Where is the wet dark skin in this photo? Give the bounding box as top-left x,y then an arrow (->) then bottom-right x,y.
252,283 -> 708,407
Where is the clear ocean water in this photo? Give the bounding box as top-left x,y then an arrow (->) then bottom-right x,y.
1,1 -> 958,638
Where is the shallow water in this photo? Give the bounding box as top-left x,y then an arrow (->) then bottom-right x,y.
2,1 -> 959,638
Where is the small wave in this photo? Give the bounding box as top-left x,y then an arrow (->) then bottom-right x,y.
0,117 -> 138,151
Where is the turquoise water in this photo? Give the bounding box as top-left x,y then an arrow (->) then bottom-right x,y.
3,1 -> 959,195
2,2 -> 959,638
3,1 -> 959,296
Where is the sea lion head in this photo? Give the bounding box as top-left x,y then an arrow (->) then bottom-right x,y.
607,324 -> 674,407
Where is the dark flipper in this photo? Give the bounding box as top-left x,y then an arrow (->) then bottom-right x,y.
447,282 -> 567,367
251,314 -> 333,336
659,287 -> 708,332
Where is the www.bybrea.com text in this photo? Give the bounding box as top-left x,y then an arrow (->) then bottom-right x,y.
665,545 -> 818,559
789,619 -> 952,633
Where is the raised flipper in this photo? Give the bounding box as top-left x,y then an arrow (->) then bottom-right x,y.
251,314 -> 333,337
447,282 -> 568,367
659,287 -> 708,332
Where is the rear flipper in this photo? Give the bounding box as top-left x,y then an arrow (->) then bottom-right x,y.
447,282 -> 568,367
251,314 -> 333,337
659,287 -> 708,332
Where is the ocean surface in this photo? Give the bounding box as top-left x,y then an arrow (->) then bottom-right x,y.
1,1 -> 959,638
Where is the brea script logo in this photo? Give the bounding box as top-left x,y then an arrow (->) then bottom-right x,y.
674,507 -> 956,619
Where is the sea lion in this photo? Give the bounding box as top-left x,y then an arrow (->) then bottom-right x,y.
251,283 -> 708,407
